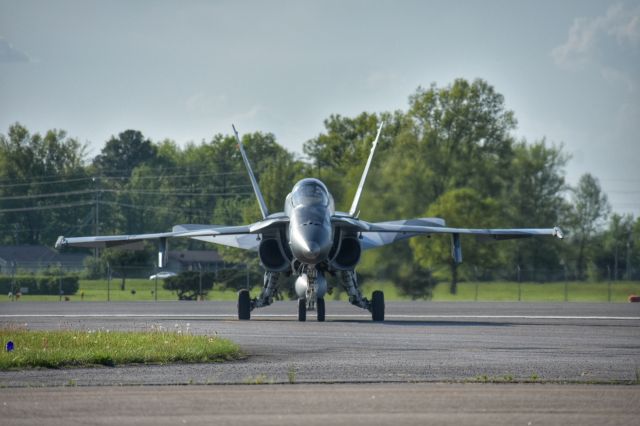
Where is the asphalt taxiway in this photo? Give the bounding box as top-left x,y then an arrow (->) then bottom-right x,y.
2,383 -> 639,426
1,301 -> 638,386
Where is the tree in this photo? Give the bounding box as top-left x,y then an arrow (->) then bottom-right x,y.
596,214 -> 635,280
501,140 -> 570,280
92,130 -> 157,177
0,123 -> 89,245
568,174 -> 610,280
100,248 -> 152,290
410,188 -> 502,294
163,271 -> 215,300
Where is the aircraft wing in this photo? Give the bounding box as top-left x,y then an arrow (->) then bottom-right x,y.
332,216 -> 563,250
55,216 -> 290,252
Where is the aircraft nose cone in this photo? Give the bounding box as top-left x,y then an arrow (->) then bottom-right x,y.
290,222 -> 332,265
302,241 -> 321,260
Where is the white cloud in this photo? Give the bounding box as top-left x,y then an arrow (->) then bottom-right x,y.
185,92 -> 228,114
0,37 -> 30,63
552,3 -> 640,91
365,70 -> 399,89
229,104 -> 264,123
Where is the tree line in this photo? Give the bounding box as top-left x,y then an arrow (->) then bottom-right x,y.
1,78 -> 638,296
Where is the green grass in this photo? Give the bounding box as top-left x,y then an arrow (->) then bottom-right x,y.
5,278 -> 640,303
0,327 -> 242,369
332,280 -> 640,303
5,278 -> 241,302
429,280 -> 640,302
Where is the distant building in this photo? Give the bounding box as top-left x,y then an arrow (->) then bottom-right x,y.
0,245 -> 233,276
166,250 -> 226,273
0,245 -> 89,274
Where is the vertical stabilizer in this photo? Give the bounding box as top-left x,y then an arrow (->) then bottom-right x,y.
232,125 -> 269,219
349,121 -> 384,217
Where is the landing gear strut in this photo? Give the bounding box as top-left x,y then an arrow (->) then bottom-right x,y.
339,270 -> 385,322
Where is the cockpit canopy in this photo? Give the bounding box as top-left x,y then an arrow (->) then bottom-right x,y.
291,179 -> 329,208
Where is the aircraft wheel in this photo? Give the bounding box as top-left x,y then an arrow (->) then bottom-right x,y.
317,297 -> 325,322
371,290 -> 384,322
298,298 -> 307,322
238,289 -> 251,320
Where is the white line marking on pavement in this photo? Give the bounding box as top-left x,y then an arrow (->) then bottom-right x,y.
0,314 -> 638,320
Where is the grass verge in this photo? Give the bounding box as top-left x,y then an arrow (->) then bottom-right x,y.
0,328 -> 242,369
4,278 -> 639,303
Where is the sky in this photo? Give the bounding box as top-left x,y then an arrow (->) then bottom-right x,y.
1,0 -> 639,216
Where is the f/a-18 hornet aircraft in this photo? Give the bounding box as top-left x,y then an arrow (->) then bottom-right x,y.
56,123 -> 563,322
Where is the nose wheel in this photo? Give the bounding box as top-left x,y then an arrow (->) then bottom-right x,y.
317,297 -> 325,322
298,298 -> 306,322
298,297 -> 325,322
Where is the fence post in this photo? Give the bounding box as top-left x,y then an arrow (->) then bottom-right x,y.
198,262 -> 203,301
10,261 -> 16,302
607,265 -> 612,303
517,264 -> 522,302
563,266 -> 568,302
473,266 -> 479,302
155,263 -> 158,302
107,262 -> 111,302
58,262 -> 62,302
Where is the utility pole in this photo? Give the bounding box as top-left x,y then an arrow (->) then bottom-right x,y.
626,232 -> 632,281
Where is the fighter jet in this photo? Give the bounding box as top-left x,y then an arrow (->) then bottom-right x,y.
55,123 -> 563,321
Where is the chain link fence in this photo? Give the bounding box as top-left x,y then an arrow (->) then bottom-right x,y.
1,262 -> 638,302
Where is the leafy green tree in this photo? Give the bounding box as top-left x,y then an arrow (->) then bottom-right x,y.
410,188 -> 502,294
501,140 -> 570,279
0,123 -> 89,245
568,174 -> 610,280
101,247 -> 153,290
595,214 -> 635,280
163,271 -> 215,300
93,130 -> 157,176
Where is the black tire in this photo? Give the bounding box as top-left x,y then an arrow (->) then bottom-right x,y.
298,298 -> 307,322
371,290 -> 384,322
238,289 -> 251,320
317,297 -> 325,322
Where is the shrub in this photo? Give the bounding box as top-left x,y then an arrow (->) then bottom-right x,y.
0,275 -> 79,295
163,271 -> 215,300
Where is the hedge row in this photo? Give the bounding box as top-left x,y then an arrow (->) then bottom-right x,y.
0,275 -> 79,295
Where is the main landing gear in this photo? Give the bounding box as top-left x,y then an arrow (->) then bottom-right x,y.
236,269 -> 384,322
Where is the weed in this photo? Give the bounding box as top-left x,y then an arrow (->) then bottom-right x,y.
287,364 -> 297,384
244,374 -> 272,385
530,373 -> 539,382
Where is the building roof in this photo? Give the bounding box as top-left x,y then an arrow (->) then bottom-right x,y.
0,245 -> 89,266
168,250 -> 223,263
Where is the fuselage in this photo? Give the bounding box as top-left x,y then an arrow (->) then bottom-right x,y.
284,178 -> 335,266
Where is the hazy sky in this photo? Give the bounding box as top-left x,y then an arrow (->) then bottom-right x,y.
1,0 -> 639,215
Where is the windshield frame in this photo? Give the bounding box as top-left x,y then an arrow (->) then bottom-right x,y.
291,181 -> 329,208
